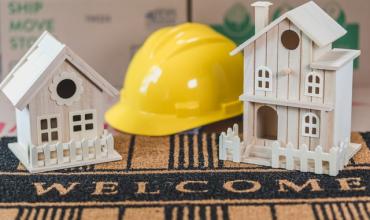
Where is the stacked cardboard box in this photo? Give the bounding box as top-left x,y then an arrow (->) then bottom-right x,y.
0,0 -> 187,136
1,0 -> 370,136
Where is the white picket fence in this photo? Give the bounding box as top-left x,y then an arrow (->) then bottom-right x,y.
30,131 -> 115,168
219,124 -> 241,162
271,141 -> 347,176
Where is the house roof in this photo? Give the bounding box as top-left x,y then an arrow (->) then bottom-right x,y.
230,1 -> 347,56
310,49 -> 361,71
0,31 -> 119,110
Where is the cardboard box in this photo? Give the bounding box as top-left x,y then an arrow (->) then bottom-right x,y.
1,0 -> 187,88
0,0 -> 187,137
192,0 -> 369,88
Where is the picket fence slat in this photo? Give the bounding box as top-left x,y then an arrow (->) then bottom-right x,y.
30,132 -> 114,168
219,124 -> 241,163
271,141 -> 347,176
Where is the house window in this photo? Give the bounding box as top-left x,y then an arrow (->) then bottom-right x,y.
302,113 -> 320,138
69,110 -> 97,139
255,66 -> 272,92
49,71 -> 83,106
37,115 -> 61,144
305,72 -> 322,97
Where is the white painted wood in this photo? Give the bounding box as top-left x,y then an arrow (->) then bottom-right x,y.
0,31 -> 118,111
240,95 -> 333,111
0,31 -> 121,173
309,110 -> 321,150
277,106 -> 288,145
69,109 -> 98,141
299,109 -> 310,147
313,43 -> 332,61
244,102 -> 254,143
333,62 -> 354,146
29,61 -> 106,144
299,34 -> 312,102
288,24 -> 301,101
324,70 -> 335,106
11,131 -> 122,173
255,66 -> 273,92
304,71 -> 324,99
285,2 -> 346,48
230,1 -> 346,55
310,70 -> 324,104
251,1 -> 273,33
243,45 -> 255,96
302,112 -> 320,138
277,19 -> 290,100
16,108 -> 32,150
220,0 -> 360,176
269,140 -> 354,176
255,34 -> 267,97
266,25 -> 279,98
311,49 -> 361,70
219,124 -> 241,162
287,107 -> 299,148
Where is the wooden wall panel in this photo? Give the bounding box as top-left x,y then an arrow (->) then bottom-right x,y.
277,106 -> 288,146
288,23 -> 301,101
244,102 -> 255,144
277,20 -> 290,100
287,107 -> 299,148
255,33 -> 267,97
244,45 -> 255,96
266,25 -> 279,99
29,61 -> 106,145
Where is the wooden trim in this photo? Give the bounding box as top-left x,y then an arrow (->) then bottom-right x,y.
240,94 -> 333,111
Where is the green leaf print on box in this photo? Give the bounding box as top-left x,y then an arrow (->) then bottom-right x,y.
210,3 -> 255,45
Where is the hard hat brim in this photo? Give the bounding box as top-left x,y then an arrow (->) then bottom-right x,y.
105,101 -> 242,136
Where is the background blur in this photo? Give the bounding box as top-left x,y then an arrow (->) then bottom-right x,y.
0,0 -> 369,136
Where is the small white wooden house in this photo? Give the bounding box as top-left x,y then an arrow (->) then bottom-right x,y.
0,32 -> 122,173
219,1 -> 361,176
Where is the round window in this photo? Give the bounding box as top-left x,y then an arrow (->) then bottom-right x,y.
281,30 -> 300,50
56,79 -> 77,99
49,71 -> 83,106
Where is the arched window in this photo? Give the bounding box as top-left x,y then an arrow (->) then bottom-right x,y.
255,66 -> 272,92
305,72 -> 322,97
302,113 -> 320,138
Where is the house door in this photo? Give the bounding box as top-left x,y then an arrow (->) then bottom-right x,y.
257,106 -> 277,140
69,109 -> 97,141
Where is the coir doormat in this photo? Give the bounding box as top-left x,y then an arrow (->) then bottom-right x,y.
0,132 -> 370,220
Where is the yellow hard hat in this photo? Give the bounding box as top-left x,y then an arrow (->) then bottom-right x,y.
105,23 -> 243,136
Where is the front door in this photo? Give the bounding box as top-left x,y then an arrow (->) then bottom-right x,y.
257,105 -> 277,140
69,109 -> 97,141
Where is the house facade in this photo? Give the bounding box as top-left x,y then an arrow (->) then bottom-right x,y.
219,1 -> 361,175
0,32 -> 122,172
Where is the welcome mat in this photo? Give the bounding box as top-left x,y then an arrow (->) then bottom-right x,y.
0,132 -> 370,220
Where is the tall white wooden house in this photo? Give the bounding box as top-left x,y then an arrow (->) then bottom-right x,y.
0,32 -> 122,173
219,1 -> 361,176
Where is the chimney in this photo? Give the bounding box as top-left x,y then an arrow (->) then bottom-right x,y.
251,1 -> 273,33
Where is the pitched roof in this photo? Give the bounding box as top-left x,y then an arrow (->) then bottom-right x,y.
0,31 -> 119,110
231,1 -> 347,56
310,49 -> 361,71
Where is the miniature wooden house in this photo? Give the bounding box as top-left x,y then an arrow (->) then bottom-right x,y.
0,32 -> 122,173
219,1 -> 361,176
